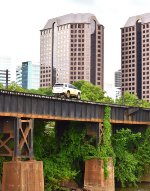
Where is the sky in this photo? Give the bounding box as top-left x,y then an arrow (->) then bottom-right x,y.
0,0 -> 150,86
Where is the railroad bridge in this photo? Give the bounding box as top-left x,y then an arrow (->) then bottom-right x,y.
0,89 -> 150,191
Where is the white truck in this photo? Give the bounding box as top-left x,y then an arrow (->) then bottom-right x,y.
52,83 -> 81,99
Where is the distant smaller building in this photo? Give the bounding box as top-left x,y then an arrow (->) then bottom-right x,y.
16,61 -> 40,89
115,69 -> 121,88
0,56 -> 12,86
114,69 -> 121,99
16,66 -> 22,87
115,87 -> 121,99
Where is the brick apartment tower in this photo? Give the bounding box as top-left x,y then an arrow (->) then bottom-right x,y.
40,13 -> 104,88
121,13 -> 150,101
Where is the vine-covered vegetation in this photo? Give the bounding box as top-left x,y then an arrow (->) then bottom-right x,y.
33,120 -> 150,190
112,128 -> 150,187
33,110 -> 114,190
34,121 -> 98,190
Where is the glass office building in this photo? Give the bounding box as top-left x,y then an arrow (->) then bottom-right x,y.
16,61 -> 40,89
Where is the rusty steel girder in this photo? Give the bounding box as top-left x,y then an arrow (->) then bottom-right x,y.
0,118 -> 14,156
14,118 -> 34,160
0,117 -> 34,159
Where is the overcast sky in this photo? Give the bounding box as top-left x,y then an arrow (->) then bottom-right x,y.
0,0 -> 150,85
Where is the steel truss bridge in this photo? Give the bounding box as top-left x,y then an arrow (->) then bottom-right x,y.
0,89 -> 150,159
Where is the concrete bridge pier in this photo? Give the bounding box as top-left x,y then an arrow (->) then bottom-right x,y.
2,160 -> 44,191
84,158 -> 115,191
84,123 -> 115,191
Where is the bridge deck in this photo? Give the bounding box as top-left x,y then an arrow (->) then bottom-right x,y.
0,89 -> 150,124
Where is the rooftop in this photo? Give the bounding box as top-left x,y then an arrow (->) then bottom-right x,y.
43,13 -> 100,30
124,13 -> 150,27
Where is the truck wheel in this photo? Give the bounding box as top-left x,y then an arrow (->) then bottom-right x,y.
77,93 -> 81,99
66,91 -> 70,98
61,94 -> 65,98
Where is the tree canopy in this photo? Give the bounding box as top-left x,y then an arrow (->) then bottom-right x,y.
73,80 -> 114,103
7,82 -> 25,92
1,82 -> 53,96
116,91 -> 139,106
0,83 -> 4,89
116,91 -> 150,108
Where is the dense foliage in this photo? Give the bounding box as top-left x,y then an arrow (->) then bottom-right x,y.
33,120 -> 150,190
112,129 -> 141,187
74,80 -> 150,107
112,128 -> 150,187
34,106 -> 114,190
4,82 -> 53,95
34,121 -> 97,190
73,80 -> 114,103
0,83 -> 4,89
116,91 -> 150,108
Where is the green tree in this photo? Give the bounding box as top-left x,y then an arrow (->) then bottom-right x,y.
73,80 -> 86,90
101,96 -> 114,104
0,83 -> 4,89
38,87 -> 53,95
116,91 -> 139,106
139,99 -> 150,108
112,128 -> 141,187
28,87 -> 53,96
135,128 -> 150,180
81,82 -> 105,101
73,80 -> 114,103
73,81 -> 104,101
8,82 -> 25,92
7,82 -> 52,96
115,91 -> 150,108
34,121 -> 90,190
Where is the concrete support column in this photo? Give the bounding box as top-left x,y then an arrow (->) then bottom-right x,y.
84,122 -> 114,191
84,158 -> 115,191
2,160 -> 44,191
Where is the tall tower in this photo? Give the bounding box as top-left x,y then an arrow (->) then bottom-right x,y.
40,13 -> 104,88
121,13 -> 150,101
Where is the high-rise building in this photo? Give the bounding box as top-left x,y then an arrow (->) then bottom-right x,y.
16,61 -> 40,89
40,13 -> 104,88
121,13 -> 150,101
